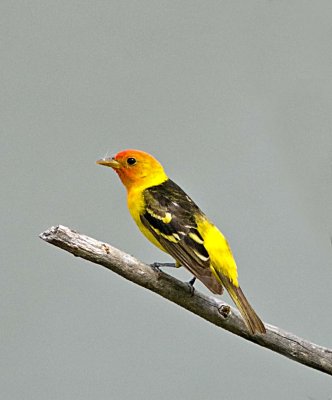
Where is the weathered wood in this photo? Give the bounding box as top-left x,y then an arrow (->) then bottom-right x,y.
40,225 -> 332,376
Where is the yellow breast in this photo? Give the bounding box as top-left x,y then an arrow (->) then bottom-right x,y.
127,187 -> 166,253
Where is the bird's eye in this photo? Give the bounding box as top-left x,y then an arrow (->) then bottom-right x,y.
127,157 -> 137,165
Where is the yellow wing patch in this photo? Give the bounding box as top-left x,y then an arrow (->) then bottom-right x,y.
146,208 -> 172,224
193,249 -> 209,262
188,232 -> 204,244
149,225 -> 181,243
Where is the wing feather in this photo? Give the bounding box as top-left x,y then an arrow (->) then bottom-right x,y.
141,180 -> 223,294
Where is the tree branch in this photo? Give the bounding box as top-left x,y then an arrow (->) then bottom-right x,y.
39,225 -> 332,376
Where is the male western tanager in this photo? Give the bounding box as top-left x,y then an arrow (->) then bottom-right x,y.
97,149 -> 265,334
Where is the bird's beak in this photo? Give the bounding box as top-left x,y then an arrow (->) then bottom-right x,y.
96,157 -> 121,169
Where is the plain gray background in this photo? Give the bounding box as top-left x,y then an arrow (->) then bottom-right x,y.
1,1 -> 332,399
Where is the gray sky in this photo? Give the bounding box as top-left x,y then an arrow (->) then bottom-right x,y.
1,1 -> 332,399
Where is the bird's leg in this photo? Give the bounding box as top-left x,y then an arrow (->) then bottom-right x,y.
150,260 -> 182,271
150,262 -> 177,272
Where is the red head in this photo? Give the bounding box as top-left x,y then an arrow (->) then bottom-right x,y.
97,149 -> 168,191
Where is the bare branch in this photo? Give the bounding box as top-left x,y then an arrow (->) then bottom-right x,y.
39,225 -> 332,376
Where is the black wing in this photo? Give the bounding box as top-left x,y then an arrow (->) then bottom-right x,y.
140,179 -> 223,294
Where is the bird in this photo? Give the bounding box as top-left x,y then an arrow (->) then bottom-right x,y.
97,149 -> 266,334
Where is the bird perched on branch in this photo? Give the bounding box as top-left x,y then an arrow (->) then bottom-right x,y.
97,149 -> 265,334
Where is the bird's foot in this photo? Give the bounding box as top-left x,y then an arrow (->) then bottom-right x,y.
150,262 -> 177,272
186,276 -> 196,296
188,276 -> 196,286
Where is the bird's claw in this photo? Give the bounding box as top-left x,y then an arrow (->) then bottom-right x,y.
150,262 -> 177,271
150,262 -> 162,273
186,276 -> 196,296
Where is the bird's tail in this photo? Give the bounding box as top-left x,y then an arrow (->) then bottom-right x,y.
214,270 -> 266,334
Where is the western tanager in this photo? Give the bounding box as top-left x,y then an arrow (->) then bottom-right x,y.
97,149 -> 266,334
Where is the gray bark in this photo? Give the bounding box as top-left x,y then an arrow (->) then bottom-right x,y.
39,225 -> 332,376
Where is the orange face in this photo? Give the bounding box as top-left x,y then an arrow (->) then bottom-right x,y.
96,149 -> 167,191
